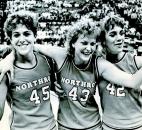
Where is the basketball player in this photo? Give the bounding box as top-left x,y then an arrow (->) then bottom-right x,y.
98,15 -> 142,130
1,16 -> 142,130
0,11 -> 57,130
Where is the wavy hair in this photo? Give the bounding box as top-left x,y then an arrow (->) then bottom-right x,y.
66,17 -> 101,58
100,15 -> 127,45
4,10 -> 38,39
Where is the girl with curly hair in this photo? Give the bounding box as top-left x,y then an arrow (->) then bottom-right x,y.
1,14 -> 142,130
0,10 -> 57,130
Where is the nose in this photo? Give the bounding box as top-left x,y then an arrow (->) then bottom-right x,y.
19,35 -> 25,43
86,44 -> 92,51
116,34 -> 124,42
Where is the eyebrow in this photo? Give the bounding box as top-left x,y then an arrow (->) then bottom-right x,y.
12,32 -> 20,35
13,30 -> 31,34
109,31 -> 117,34
81,40 -> 88,43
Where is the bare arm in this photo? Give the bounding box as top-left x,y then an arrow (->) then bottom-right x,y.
0,75 -> 8,120
0,43 -> 68,81
34,44 -> 67,58
0,44 -> 67,82
34,44 -> 67,69
98,57 -> 142,90
0,51 -> 15,82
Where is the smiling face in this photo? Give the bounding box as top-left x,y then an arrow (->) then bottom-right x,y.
10,24 -> 35,56
105,25 -> 125,54
73,33 -> 96,64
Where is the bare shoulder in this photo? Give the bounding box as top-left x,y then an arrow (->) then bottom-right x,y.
53,47 -> 67,64
97,57 -> 110,69
35,44 -> 68,65
97,57 -> 116,76
97,57 -> 107,75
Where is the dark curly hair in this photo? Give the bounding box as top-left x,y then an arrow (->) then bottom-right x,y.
3,10 -> 38,39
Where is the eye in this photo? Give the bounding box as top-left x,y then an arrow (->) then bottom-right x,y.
13,33 -> 20,38
109,31 -> 117,37
120,30 -> 125,36
90,42 -> 95,46
81,41 -> 88,45
24,31 -> 31,36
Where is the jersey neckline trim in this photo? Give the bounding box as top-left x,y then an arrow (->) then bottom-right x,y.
14,53 -> 38,70
72,56 -> 92,71
134,55 -> 140,70
111,52 -> 126,64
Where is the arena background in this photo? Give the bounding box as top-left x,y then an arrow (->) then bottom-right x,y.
0,0 -> 142,129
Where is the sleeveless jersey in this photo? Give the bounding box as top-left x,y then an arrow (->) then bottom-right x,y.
56,56 -> 101,129
98,52 -> 142,129
7,53 -> 56,130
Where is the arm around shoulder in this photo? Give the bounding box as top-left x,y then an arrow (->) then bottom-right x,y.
0,50 -> 15,82
34,44 -> 67,59
34,44 -> 67,68
97,57 -> 142,90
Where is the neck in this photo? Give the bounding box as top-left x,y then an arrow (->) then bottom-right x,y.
73,57 -> 91,69
15,52 -> 36,68
106,51 -> 125,63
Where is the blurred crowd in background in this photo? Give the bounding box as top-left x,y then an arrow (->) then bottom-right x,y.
0,0 -> 142,56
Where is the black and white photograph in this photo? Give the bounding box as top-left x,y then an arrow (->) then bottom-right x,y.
0,0 -> 142,130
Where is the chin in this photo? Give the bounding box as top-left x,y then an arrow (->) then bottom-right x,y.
113,50 -> 122,55
113,47 -> 123,54
82,56 -> 91,62
18,50 -> 30,56
118,48 -> 123,53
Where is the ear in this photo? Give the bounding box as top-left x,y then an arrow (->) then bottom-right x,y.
102,41 -> 106,47
72,43 -> 75,48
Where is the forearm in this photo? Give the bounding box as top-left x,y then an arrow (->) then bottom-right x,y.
99,58 -> 142,90
34,44 -> 50,56
107,69 -> 142,90
34,44 -> 67,60
0,50 -> 15,81
127,68 -> 142,90
103,69 -> 142,90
